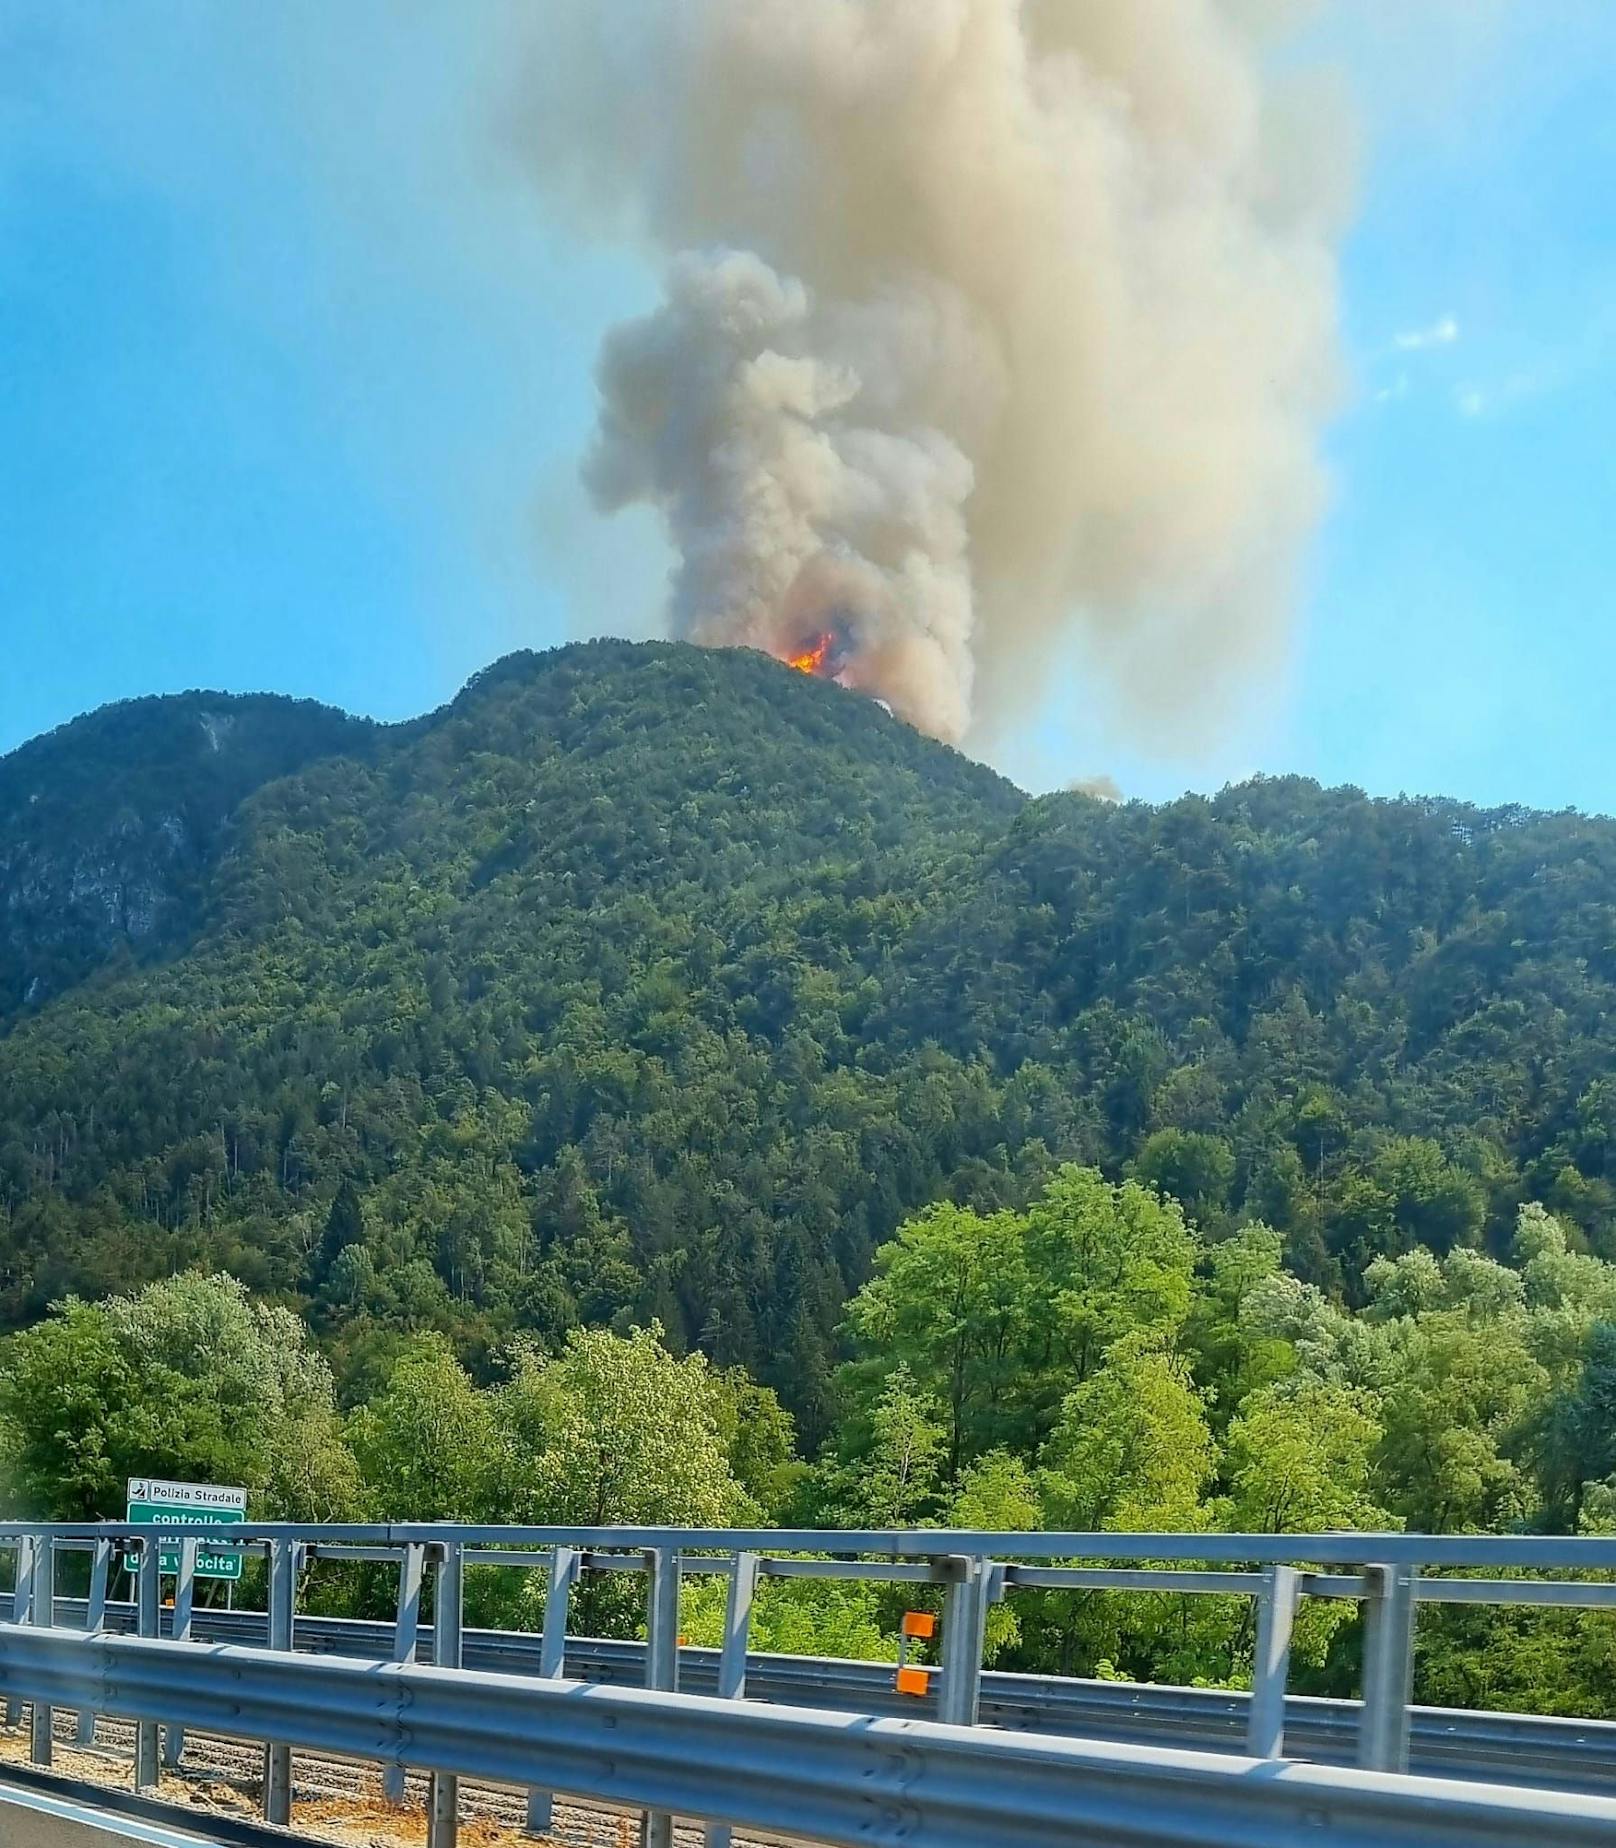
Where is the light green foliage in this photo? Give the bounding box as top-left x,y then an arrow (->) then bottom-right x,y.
1515,1203 -> 1616,1374
0,1273 -> 358,1520
840,1166 -> 1198,1469
680,1573 -> 899,1664
0,1301 -> 134,1518
842,1203 -> 1027,1470
1184,1224 -> 1293,1421
1223,1381 -> 1390,1534
1373,1321 -> 1544,1531
345,1334 -> 504,1520
501,1323 -> 749,1528
1020,1169 -> 1197,1406
710,1371 -> 804,1520
825,1365 -> 948,1528
1217,1378 -> 1393,1676
948,1450 -> 1041,1659
1040,1343 -> 1216,1533
346,1321 -> 753,1532
949,1450 -> 1042,1531
8,1174 -> 1616,1710
342,1321 -> 753,1636
1350,1247 -> 1545,1530
1240,1221 -> 1615,1534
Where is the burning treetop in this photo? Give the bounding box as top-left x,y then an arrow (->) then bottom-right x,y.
786,632 -> 840,678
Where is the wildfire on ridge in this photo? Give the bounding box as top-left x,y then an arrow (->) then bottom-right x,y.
786,631 -> 838,677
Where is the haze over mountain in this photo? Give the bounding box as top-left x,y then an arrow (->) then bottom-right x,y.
3,642 -> 1615,1431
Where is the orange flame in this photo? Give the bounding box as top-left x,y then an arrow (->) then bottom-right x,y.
786,632 -> 837,676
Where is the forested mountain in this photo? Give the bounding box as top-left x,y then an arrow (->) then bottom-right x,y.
3,640 -> 1615,1436
0,691 -> 375,1017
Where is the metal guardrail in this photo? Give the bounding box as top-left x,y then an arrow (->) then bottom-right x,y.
5,1626 -> 1616,1848
11,1520 -> 1616,1564
10,1599 -> 1616,1799
3,1523 -> 1615,1846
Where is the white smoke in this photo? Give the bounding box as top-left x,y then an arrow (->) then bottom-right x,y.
518,0 -> 1350,745
1070,774 -> 1127,805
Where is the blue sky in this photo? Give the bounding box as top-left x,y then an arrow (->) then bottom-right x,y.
2,2 -> 1612,812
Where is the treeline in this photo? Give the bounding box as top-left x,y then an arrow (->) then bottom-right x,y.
6,1165 -> 1616,1716
4,643 -> 1616,1436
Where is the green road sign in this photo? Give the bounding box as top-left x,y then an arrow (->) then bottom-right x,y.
125,1477 -> 247,1580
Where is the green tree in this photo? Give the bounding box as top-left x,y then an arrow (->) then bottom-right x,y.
1040,1341 -> 1216,1533
827,1365 -> 947,1529
679,1573 -> 898,1665
948,1450 -> 1042,1531
0,1273 -> 358,1520
1371,1138 -> 1487,1258
947,1451 -> 1041,1661
709,1369 -> 803,1519
0,1300 -> 141,1518
1222,1381 -> 1390,1534
1184,1223 -> 1294,1421
1131,1129 -> 1236,1224
345,1335 -> 503,1520
502,1323 -> 748,1528
314,1179 -> 366,1283
1528,1322 -> 1616,1525
1019,1168 -> 1198,1420
841,1203 -> 1027,1472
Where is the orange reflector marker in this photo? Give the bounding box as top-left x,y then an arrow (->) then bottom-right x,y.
895,1665 -> 932,1698
900,1610 -> 937,1640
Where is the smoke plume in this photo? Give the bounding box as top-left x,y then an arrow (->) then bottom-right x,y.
520,0 -> 1350,745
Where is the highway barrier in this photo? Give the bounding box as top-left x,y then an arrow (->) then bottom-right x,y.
4,1598 -> 1615,1799
4,1625 -> 1616,1848
3,1522 -> 1616,1846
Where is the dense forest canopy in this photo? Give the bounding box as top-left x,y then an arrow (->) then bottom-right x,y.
8,1179 -> 1616,1717
2,639 -> 1616,1442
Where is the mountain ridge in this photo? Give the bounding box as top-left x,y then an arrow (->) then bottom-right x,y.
0,689 -> 377,1020
3,641 -> 1615,1429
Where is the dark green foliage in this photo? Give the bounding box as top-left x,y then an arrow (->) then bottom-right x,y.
0,690 -> 374,1017
3,641 -> 1616,1437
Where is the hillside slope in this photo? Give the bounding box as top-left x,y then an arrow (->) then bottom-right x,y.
0,691 -> 375,1018
2,641 -> 1614,1427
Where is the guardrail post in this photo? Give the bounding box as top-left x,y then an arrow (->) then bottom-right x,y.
28,1535 -> 54,1766
526,1544 -> 583,1837
6,1536 -> 35,1725
428,1541 -> 464,1848
1359,1563 -> 1418,1772
162,1537 -> 198,1769
263,1539 -> 297,1825
704,1551 -> 760,1848
641,1546 -> 681,1848
938,1556 -> 998,1728
74,1536 -> 112,1746
135,1537 -> 161,1790
1246,1565 -> 1299,1758
383,1542 -> 426,1805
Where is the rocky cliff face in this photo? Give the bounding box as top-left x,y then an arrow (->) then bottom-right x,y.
0,692 -> 374,1020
